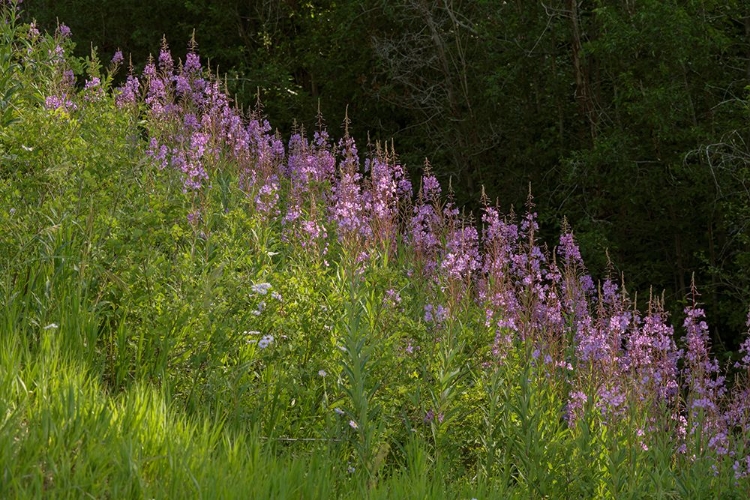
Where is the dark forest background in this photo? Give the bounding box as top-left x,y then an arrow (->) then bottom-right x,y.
24,0 -> 750,352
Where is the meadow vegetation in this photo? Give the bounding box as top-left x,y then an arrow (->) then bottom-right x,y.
2,2 -> 750,497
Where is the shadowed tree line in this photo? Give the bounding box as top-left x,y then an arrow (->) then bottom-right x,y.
23,0 -> 750,351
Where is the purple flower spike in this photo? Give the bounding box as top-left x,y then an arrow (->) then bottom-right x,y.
558,231 -> 584,268
115,75 -> 140,107
28,22 -> 40,39
158,41 -> 174,75
331,133 -> 371,247
442,225 -> 480,283
84,77 -> 104,102
58,24 -> 71,38
565,391 -> 588,427
185,52 -> 201,74
111,50 -> 124,65
45,95 -> 77,112
422,172 -> 441,200
681,294 -> 728,451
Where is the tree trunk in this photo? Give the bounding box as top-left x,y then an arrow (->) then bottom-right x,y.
567,0 -> 596,142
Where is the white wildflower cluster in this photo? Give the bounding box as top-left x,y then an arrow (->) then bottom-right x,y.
244,282 -> 283,350
249,282 -> 282,316
251,282 -> 282,301
251,282 -> 272,295
252,301 -> 266,316
244,330 -> 273,349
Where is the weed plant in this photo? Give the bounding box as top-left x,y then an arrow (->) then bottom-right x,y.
1,1 -> 750,497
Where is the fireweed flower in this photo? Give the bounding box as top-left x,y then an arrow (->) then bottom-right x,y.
143,57 -> 168,115
61,69 -> 75,87
366,154 -> 403,249
623,305 -> 680,403
683,303 -> 725,410
737,311 -> 750,368
481,206 -> 518,275
45,95 -> 76,112
558,230 -> 584,268
176,131 -> 211,190
286,133 -> 312,187
57,24 -> 71,38
312,130 -> 336,175
480,205 -> 524,356
186,210 -> 200,225
84,77 -> 103,102
575,316 -> 613,363
255,177 -> 280,217
28,21 -> 40,39
167,136 -> 210,192
115,74 -> 140,107
565,390 -> 588,427
491,206 -> 564,343
143,58 -> 157,79
384,288 -> 401,307
409,202 -> 441,271
424,304 -> 434,323
158,38 -> 174,75
733,460 -> 749,480
111,50 -> 124,65
408,173 -> 445,274
421,171 -> 441,200
681,297 -> 728,452
184,52 -> 201,74
48,45 -> 65,63
557,230 -> 594,331
281,132 -> 330,255
175,74 -> 191,96
442,224 -> 481,283
146,138 -> 169,169
331,133 -> 371,247
242,118 -> 285,218
596,385 -> 627,421
424,304 -> 448,325
601,279 -> 620,307
728,321 -> 750,441
183,113 -> 200,130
